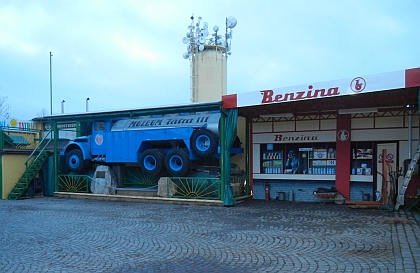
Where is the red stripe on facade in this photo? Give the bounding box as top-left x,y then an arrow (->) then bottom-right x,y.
335,115 -> 351,199
405,67 -> 420,88
222,94 -> 237,108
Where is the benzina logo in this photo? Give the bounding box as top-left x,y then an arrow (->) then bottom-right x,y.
350,77 -> 366,93
274,134 -> 318,141
260,85 -> 340,104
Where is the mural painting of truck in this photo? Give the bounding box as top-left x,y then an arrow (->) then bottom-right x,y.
60,112 -> 242,177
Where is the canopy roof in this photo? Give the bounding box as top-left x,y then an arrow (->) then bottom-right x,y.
34,101 -> 223,122
2,133 -> 31,148
232,86 -> 419,118
223,67 -> 420,118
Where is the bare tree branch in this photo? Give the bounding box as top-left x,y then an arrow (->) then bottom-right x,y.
37,108 -> 47,118
0,96 -> 10,120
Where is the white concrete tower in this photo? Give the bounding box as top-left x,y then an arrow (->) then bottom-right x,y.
183,16 -> 237,103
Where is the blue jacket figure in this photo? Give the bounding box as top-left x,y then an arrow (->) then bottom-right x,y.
285,150 -> 300,174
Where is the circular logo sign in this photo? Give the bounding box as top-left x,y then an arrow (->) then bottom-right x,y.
10,119 -> 17,127
95,134 -> 104,146
378,153 -> 394,163
44,123 -> 51,131
337,129 -> 349,141
350,77 -> 366,93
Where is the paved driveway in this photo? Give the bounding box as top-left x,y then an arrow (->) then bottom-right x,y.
1,197 -> 419,272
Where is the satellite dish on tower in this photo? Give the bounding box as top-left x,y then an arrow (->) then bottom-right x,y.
226,16 -> 237,29
182,15 -> 237,60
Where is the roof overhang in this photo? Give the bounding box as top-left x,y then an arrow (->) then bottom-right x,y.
234,86 -> 419,118
222,67 -> 420,118
34,101 -> 223,122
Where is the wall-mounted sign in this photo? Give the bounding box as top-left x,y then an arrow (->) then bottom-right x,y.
44,122 -> 77,131
253,131 -> 335,144
337,129 -> 349,141
223,67 -> 420,109
0,119 -> 35,131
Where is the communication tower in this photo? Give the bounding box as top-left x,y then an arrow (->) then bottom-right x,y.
182,16 -> 237,102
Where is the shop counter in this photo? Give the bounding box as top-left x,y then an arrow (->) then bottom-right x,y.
350,175 -> 373,183
253,174 -> 336,181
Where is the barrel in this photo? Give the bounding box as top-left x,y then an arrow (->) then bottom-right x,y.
288,190 -> 294,202
278,191 -> 285,201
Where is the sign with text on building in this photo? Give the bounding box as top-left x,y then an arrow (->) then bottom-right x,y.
253,131 -> 335,143
43,122 -> 77,131
222,67 -> 420,108
0,119 -> 36,131
43,122 -> 78,140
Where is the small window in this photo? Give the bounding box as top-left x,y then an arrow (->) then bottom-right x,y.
94,121 -> 106,131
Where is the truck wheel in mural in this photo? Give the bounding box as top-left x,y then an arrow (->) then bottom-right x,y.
165,149 -> 190,177
140,149 -> 165,176
66,149 -> 85,173
191,129 -> 218,158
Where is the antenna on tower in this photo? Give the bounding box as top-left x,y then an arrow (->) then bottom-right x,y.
182,15 -> 237,103
182,15 -> 237,60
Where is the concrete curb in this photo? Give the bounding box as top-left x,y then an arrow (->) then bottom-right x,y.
53,192 -> 232,206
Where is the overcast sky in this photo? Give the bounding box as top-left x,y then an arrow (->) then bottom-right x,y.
1,0 -> 419,120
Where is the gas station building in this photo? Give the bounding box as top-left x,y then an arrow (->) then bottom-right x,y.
1,67 -> 420,209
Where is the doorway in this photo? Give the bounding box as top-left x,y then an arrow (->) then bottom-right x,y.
376,143 -> 398,200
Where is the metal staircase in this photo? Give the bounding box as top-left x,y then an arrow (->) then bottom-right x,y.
8,131 -> 52,200
394,141 -> 420,211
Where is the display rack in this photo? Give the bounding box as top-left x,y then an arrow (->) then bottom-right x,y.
259,143 -> 336,175
261,151 -> 283,174
351,142 -> 373,176
306,147 -> 336,175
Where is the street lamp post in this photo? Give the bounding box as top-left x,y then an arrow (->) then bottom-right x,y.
50,52 -> 53,115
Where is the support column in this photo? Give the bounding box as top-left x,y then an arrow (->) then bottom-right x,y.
336,114 -> 351,198
245,117 -> 251,195
53,121 -> 59,193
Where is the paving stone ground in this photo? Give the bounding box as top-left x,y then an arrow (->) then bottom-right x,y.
0,197 -> 419,273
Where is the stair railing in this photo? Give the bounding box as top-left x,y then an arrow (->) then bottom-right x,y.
24,130 -> 53,184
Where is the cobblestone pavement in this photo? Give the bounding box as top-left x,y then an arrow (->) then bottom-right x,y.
1,197 -> 419,273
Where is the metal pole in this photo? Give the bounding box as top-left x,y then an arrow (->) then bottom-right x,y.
61,100 -> 65,114
50,52 -> 53,115
86,98 -> 90,112
408,109 -> 412,159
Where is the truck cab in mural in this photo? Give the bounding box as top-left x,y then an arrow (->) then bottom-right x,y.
61,112 -> 239,176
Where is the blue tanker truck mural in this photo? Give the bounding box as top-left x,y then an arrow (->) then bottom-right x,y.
60,112 -> 242,177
